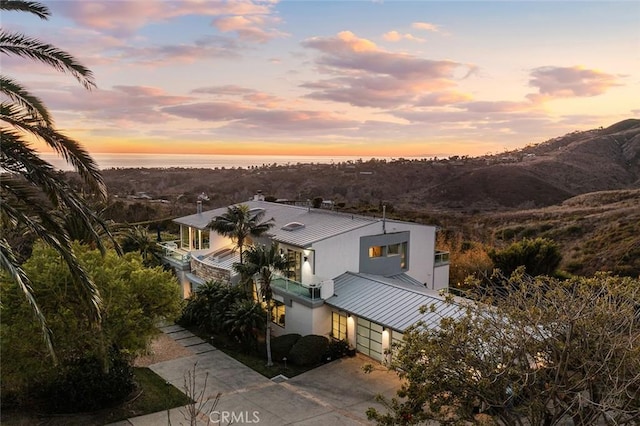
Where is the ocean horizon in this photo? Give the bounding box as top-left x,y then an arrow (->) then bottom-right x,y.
41,152 -> 430,171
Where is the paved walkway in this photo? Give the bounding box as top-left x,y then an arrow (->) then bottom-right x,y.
108,325 -> 402,425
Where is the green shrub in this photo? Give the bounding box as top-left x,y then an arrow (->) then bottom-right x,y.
42,349 -> 134,413
179,281 -> 245,333
289,335 -> 329,366
323,339 -> 350,361
270,333 -> 301,361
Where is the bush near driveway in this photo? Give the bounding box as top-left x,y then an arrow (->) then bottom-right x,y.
289,335 -> 329,366
269,333 -> 302,362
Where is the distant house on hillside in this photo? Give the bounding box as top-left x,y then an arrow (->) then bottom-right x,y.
161,194 -> 453,363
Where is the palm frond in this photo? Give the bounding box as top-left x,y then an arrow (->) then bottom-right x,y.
0,31 -> 95,89
0,1 -> 49,19
0,124 -> 106,199
0,179 -> 102,322
0,237 -> 57,363
0,75 -> 52,125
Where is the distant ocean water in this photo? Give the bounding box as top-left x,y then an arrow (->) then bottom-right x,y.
40,152 -> 414,171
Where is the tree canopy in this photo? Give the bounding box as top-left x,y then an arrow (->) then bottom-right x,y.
0,242 -> 182,402
368,271 -> 640,426
488,237 -> 562,277
208,204 -> 274,265
0,0 -> 109,357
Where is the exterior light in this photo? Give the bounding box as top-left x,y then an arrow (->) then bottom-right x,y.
303,256 -> 308,262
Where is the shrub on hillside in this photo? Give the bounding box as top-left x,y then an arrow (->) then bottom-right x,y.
270,333 -> 301,361
288,335 -> 329,366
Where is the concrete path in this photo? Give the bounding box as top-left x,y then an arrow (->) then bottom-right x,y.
109,325 -> 402,425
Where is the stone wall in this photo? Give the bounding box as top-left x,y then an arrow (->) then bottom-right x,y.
191,259 -> 231,284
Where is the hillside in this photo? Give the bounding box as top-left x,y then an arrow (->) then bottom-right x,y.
95,119 -> 640,213
72,120 -> 639,277
442,189 -> 640,277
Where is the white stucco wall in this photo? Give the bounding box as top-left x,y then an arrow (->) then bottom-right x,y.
311,222 -> 384,280
433,264 -> 450,291
283,302 -> 331,336
385,221 -> 437,287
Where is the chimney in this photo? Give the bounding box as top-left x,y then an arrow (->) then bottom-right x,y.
382,205 -> 386,234
197,200 -> 202,214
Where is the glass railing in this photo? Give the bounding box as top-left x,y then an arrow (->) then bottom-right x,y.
434,250 -> 450,266
158,241 -> 191,263
271,276 -> 323,301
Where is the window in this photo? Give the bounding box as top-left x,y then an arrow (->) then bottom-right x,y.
287,250 -> 302,282
388,243 -> 400,255
400,242 -> 408,269
271,301 -> 285,327
332,312 -> 347,340
369,246 -> 384,258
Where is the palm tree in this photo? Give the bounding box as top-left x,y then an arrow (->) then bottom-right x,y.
233,242 -> 289,367
119,225 -> 164,267
208,204 -> 274,265
1,1 -> 109,360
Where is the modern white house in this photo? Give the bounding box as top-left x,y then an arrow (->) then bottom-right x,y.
161,195 -> 455,363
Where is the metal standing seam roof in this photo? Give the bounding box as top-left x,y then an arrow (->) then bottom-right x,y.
325,272 -> 465,332
174,201 -> 380,248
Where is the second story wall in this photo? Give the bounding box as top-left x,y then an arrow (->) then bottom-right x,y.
311,222 -> 384,281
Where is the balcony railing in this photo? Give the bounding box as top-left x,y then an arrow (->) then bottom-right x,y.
158,241 -> 191,263
435,250 -> 450,266
271,276 -> 323,301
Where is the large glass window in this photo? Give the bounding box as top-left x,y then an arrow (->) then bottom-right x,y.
271,302 -> 285,327
332,312 -> 347,340
287,250 -> 302,282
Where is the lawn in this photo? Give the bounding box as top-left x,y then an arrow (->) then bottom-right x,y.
1,368 -> 191,425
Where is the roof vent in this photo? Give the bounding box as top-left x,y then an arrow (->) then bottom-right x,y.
281,221 -> 305,231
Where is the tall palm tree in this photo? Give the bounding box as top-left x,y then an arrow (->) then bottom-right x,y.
208,204 -> 274,265
1,0 -> 109,360
233,243 -> 289,367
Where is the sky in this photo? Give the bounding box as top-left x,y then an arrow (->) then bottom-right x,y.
4,0 -> 639,158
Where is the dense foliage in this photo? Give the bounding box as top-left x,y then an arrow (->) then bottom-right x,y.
1,0 -> 109,357
0,243 -> 182,409
488,237 -> 561,277
368,271 -> 640,426
288,335 -> 330,366
233,242 -> 290,366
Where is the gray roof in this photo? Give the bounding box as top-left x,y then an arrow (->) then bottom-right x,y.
325,272 -> 464,332
174,201 -> 379,248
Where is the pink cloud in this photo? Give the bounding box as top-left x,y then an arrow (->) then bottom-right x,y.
412,22 -> 441,32
41,85 -> 192,124
190,85 -> 285,108
212,14 -> 287,43
301,31 -> 476,108
415,91 -> 474,107
528,66 -> 622,100
382,31 -> 425,43
461,100 -> 532,113
52,1 -> 280,38
161,101 -> 359,135
109,35 -> 240,66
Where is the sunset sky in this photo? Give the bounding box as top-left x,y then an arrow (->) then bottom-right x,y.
5,0 -> 639,158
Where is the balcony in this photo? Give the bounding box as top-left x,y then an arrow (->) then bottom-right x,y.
272,276 -> 323,301
434,250 -> 450,266
159,241 -> 191,266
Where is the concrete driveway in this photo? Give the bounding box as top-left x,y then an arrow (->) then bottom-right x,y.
111,325 -> 402,425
